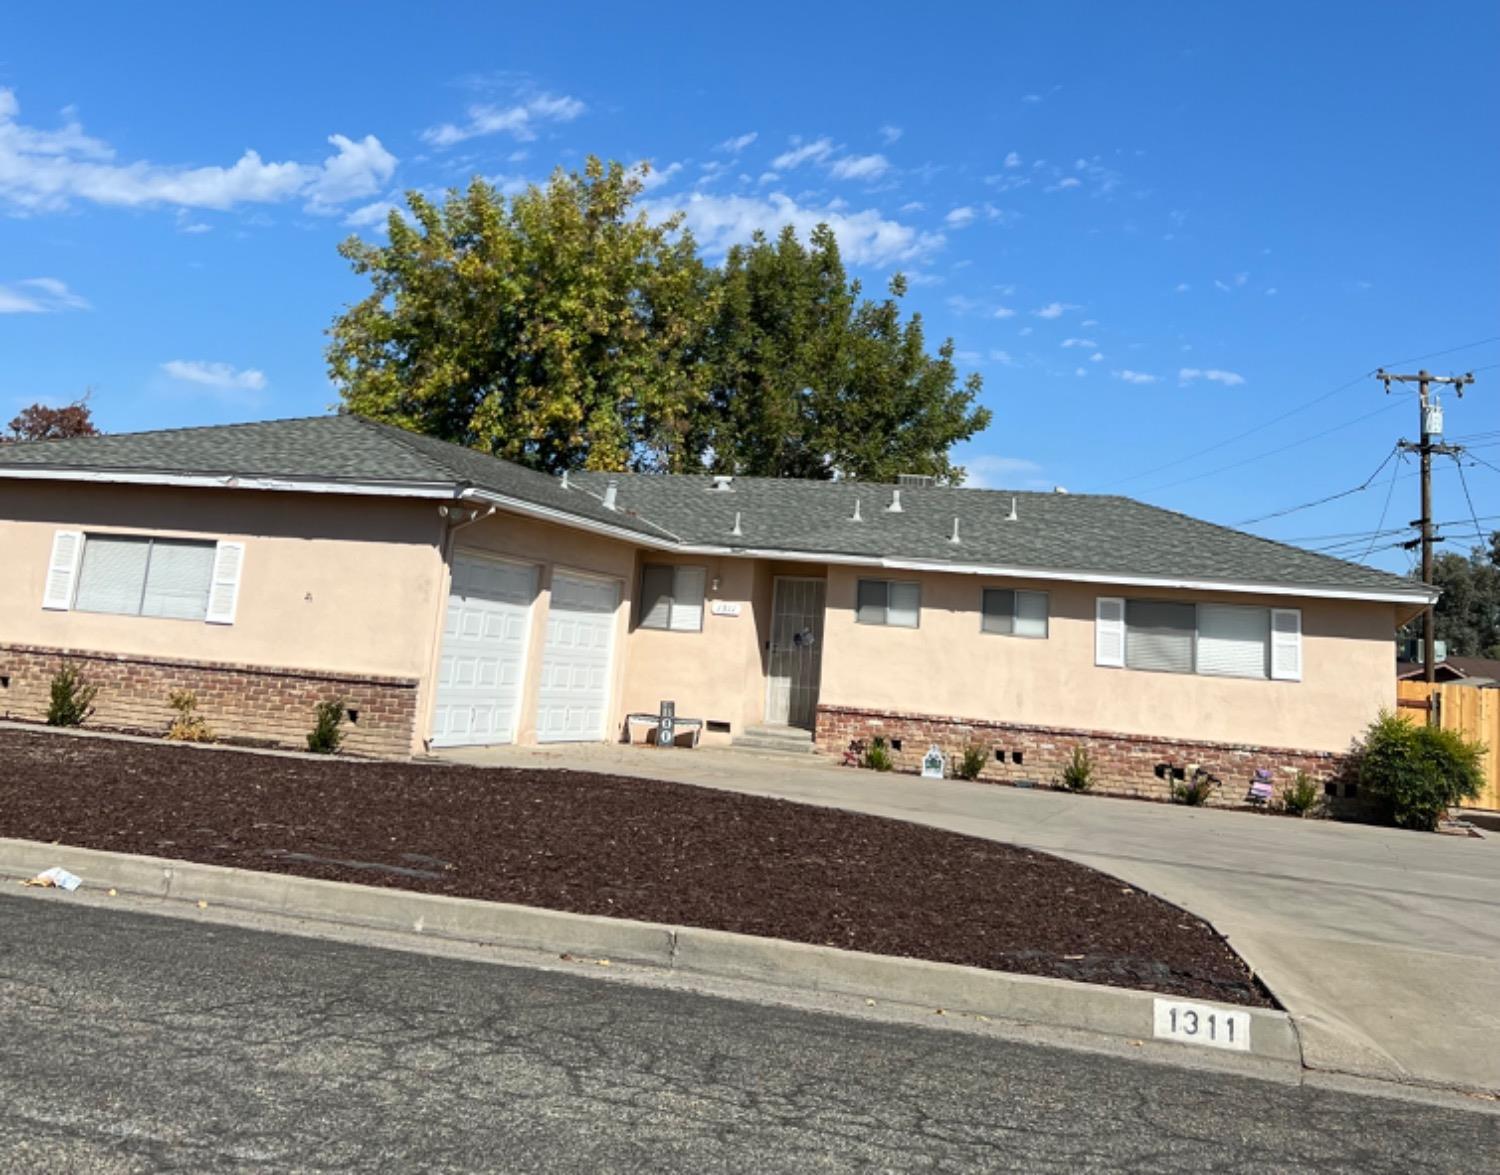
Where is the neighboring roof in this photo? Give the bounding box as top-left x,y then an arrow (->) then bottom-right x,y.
0,414 -> 1432,603
1399,656 -> 1500,685
1396,660 -> 1471,683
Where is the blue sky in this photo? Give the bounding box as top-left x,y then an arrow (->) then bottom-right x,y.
4,1 -> 1497,572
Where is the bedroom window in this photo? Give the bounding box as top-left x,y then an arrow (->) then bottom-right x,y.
856,579 -> 920,628
638,564 -> 706,632
42,530 -> 245,624
981,588 -> 1049,638
1094,596 -> 1300,681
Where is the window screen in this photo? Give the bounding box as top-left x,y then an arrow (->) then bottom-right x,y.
74,535 -> 215,620
1124,600 -> 1195,673
1197,604 -> 1270,679
638,564 -> 706,631
982,589 -> 1048,637
857,579 -> 919,627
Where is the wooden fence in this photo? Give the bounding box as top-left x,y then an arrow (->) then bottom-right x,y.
1396,680 -> 1500,811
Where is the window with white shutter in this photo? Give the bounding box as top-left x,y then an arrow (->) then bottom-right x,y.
69,533 -> 223,621
1095,597 -> 1125,666
637,564 -> 706,632
982,588 -> 1049,638
1270,608 -> 1303,681
856,579 -> 920,627
1197,604 -> 1270,679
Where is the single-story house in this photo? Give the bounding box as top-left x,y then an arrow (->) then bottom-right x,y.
0,415 -> 1434,799
1397,656 -> 1500,688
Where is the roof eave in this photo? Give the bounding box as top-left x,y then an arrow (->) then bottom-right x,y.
0,466 -> 464,500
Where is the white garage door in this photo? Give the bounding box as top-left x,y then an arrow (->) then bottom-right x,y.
430,554 -> 537,747
536,571 -> 619,742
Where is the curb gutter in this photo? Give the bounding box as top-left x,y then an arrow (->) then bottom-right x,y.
0,837 -> 1301,1076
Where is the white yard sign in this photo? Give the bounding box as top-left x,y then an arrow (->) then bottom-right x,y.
1152,999 -> 1251,1052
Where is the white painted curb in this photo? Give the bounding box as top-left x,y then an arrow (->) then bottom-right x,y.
0,838 -> 1301,1072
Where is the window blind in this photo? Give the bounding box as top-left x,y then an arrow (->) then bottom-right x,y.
1125,600 -> 1195,673
141,540 -> 216,620
1197,604 -> 1269,679
73,536 -> 152,615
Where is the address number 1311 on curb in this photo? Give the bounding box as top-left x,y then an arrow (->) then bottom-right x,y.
1152,999 -> 1251,1052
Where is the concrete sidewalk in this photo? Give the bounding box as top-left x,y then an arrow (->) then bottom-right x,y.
441,741 -> 1500,1093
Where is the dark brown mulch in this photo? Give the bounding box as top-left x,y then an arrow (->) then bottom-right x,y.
0,729 -> 1273,1007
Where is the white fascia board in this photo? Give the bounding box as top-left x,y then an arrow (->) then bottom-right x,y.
694,545 -> 1434,606
459,487 -> 686,549
0,467 -> 461,499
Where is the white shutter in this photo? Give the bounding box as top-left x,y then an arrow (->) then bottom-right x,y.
887,581 -> 921,628
1095,597 -> 1125,667
668,566 -> 706,632
1270,608 -> 1302,681
42,530 -> 84,610
1198,604 -> 1270,679
204,541 -> 245,625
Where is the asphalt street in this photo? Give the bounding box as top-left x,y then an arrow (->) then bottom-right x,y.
0,894 -> 1494,1173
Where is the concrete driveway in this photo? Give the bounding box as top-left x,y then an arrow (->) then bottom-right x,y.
441,741 -> 1500,1094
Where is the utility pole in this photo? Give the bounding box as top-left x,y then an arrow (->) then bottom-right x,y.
1376,368 -> 1475,682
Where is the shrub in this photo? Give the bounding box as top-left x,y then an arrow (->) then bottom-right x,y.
165,689 -> 214,743
1353,711 -> 1484,832
956,744 -> 986,781
46,662 -> 98,727
1173,769 -> 1216,806
1279,770 -> 1322,818
862,735 -> 893,772
307,699 -> 346,755
1060,747 -> 1095,792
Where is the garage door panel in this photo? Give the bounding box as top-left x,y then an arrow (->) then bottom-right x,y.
431,553 -> 537,748
535,572 -> 618,743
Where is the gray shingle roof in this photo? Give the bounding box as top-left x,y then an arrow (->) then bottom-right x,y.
0,415 -> 1427,599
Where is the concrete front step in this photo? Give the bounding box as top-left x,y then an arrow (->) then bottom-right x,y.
733,726 -> 816,755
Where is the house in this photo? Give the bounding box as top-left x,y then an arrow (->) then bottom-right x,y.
1397,657 -> 1500,688
0,415 -> 1434,797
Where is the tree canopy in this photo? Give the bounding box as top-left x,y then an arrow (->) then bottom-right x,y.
329,159 -> 989,481
3,396 -> 99,442
1427,533 -> 1500,657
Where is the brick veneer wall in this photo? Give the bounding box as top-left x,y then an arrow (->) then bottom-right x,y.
0,644 -> 419,758
816,704 -> 1356,809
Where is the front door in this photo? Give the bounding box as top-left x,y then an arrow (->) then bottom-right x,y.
765,576 -> 826,729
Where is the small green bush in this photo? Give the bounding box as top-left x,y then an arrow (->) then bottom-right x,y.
1060,747 -> 1095,792
46,662 -> 98,727
1279,770 -> 1322,818
862,735 -> 893,772
307,699 -> 346,755
1173,769 -> 1216,806
1353,711 -> 1484,832
165,689 -> 214,743
956,744 -> 986,781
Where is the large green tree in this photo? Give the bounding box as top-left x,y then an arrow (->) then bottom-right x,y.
329,158 -> 989,479
1426,533 -> 1500,657
329,158 -> 716,473
694,226 -> 989,481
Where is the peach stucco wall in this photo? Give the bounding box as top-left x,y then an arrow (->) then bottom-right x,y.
817,565 -> 1399,753
0,482 -> 446,684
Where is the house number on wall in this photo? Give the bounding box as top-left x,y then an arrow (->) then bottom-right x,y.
1152,999 -> 1251,1052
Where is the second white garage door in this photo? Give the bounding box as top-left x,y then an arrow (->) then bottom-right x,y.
535,571 -> 619,742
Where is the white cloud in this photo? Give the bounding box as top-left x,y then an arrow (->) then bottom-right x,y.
992,306 -> 1016,319
899,200 -> 925,213
1265,287 -> 1278,296
964,454 -> 1041,489
161,360 -> 267,395
1075,367 -> 1087,377
345,199 -> 402,229
422,92 -> 584,147
1060,337 -> 1096,349
1179,367 -> 1246,387
1112,369 -> 1158,385
636,161 -> 683,191
647,191 -> 943,266
1032,301 -> 1078,319
1080,318 -> 1098,327
944,205 -> 976,227
770,136 -> 834,170
1018,325 -> 1033,336
1090,352 -> 1104,363
1045,176 -> 1082,192
0,88 -> 394,214
0,276 -> 89,313
717,131 -> 758,153
1004,151 -> 1022,168
1175,282 -> 1190,293
878,125 -> 903,144
1022,93 -> 1044,104
989,349 -> 1015,366
828,153 -> 891,181
904,270 -> 943,286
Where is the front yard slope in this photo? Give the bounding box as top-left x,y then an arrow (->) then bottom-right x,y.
0,729 -> 1271,1007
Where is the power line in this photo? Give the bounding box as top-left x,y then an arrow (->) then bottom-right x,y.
1233,445 -> 1399,526
1361,451 -> 1405,562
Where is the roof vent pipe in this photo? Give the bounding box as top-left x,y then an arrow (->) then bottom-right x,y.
711,475 -> 734,492
560,470 -> 570,489
886,489 -> 903,513
731,511 -> 743,537
602,480 -> 618,511
1005,496 -> 1018,522
850,498 -> 863,522
1052,485 -> 1068,495
949,517 -> 961,544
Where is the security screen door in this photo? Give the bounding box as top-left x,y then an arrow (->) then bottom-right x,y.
765,577 -> 826,728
